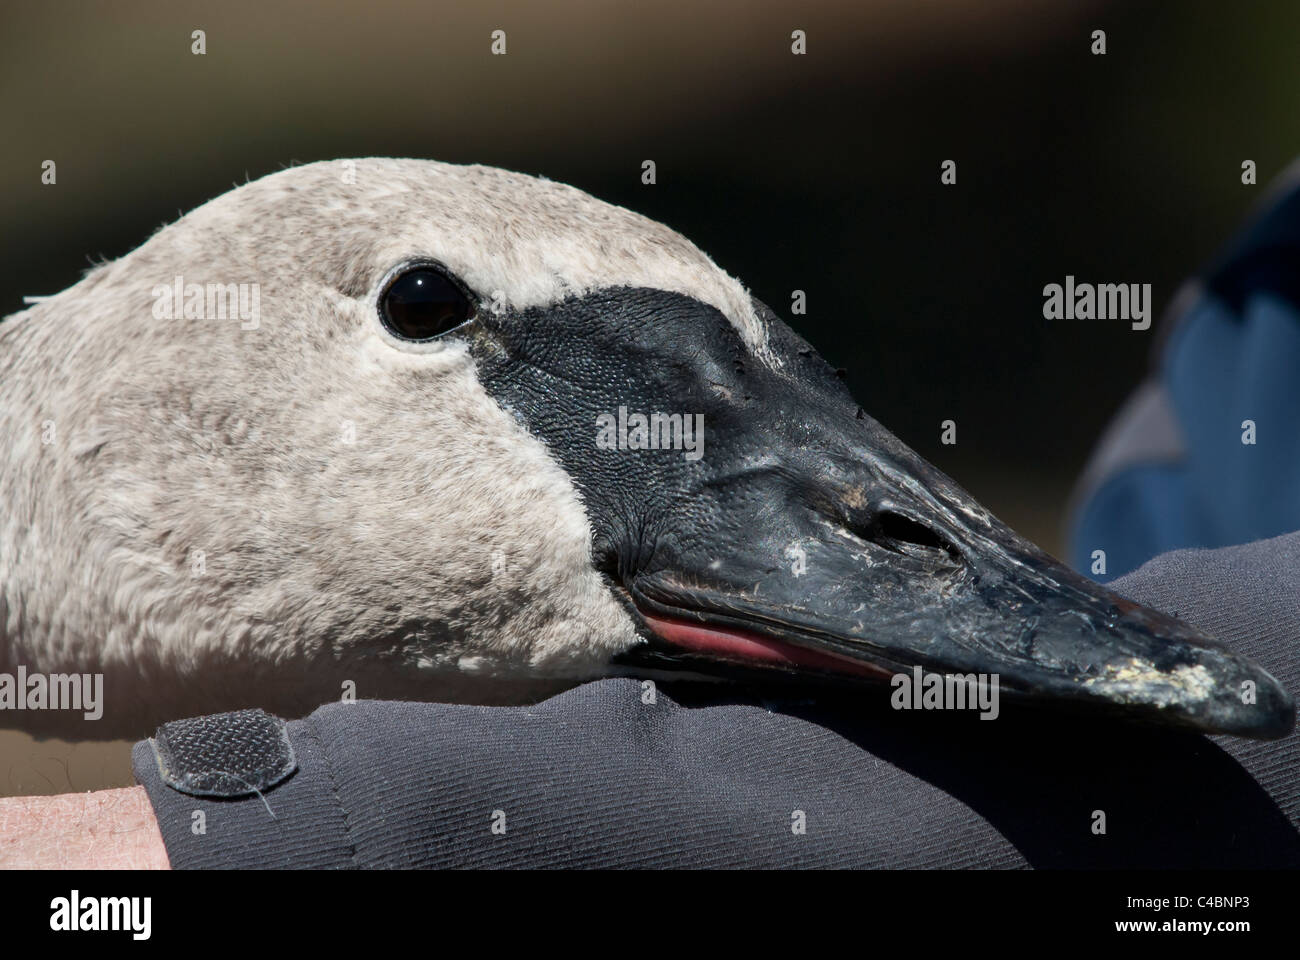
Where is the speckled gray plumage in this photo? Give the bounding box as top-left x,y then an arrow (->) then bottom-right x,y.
1,159 -> 773,733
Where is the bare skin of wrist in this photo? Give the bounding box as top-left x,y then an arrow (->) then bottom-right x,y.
0,786 -> 170,869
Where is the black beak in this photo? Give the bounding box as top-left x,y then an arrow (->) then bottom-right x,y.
619,415 -> 1295,739
469,289 -> 1295,740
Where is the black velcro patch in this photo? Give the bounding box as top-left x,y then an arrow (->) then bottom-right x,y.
149,707 -> 297,797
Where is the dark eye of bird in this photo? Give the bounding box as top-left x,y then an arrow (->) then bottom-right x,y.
380,266 -> 475,341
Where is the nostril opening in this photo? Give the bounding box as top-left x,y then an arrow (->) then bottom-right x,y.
863,511 -> 963,564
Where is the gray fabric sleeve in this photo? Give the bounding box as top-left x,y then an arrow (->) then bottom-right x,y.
133,533 -> 1300,868
132,687 -> 1026,868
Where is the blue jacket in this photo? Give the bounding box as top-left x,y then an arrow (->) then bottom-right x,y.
1071,165 -> 1300,580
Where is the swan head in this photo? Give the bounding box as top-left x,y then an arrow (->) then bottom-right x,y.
1,158 -> 1291,739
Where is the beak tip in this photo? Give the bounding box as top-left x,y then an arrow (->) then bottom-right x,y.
1201,658 -> 1295,740
1080,655 -> 1296,740
1239,677 -> 1296,740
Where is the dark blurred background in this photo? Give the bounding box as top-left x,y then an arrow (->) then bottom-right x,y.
2,0 -> 1299,792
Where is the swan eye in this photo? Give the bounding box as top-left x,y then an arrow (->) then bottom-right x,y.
379,265 -> 475,341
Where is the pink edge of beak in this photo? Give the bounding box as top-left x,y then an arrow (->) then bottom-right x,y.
638,610 -> 892,680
